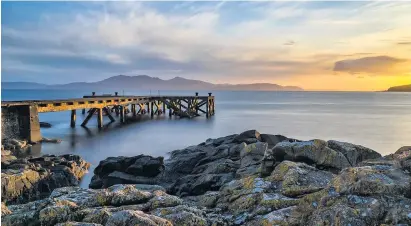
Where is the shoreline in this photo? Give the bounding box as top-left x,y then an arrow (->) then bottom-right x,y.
2,130 -> 411,225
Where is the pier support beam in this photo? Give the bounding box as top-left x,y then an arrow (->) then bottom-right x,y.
97,108 -> 103,128
132,104 -> 136,116
81,108 -> 97,127
120,106 -> 125,123
151,102 -> 154,118
206,100 -> 209,118
71,110 -> 76,127
103,107 -> 115,123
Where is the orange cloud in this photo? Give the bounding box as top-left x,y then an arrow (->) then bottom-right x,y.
333,56 -> 409,75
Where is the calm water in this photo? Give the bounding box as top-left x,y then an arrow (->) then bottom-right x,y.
2,89 -> 411,187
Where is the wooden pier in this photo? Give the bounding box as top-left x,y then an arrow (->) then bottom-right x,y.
1,92 -> 215,143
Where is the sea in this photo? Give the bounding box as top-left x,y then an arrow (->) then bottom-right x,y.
2,89 -> 411,187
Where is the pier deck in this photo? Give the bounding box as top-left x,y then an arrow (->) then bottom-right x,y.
1,93 -> 215,143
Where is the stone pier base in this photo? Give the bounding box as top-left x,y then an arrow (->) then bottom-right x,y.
1,105 -> 42,143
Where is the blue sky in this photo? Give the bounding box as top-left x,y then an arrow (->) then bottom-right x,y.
2,1 -> 410,90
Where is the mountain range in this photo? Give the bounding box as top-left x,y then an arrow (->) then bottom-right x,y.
2,75 -> 304,91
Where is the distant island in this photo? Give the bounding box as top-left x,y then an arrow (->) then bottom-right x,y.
1,75 -> 303,91
386,84 -> 411,92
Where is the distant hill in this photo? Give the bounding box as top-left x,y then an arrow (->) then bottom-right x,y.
2,75 -> 304,91
387,84 -> 411,92
1,82 -> 49,89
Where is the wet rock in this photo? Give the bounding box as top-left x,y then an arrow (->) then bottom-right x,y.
272,139 -> 351,172
151,205 -> 208,226
327,140 -> 382,166
393,146 -> 411,172
1,149 -> 17,165
1,154 -> 90,205
125,156 -> 165,177
332,165 -> 411,197
233,130 -> 261,143
237,142 -> 267,178
39,122 -> 52,128
246,206 -> 298,226
1,185 -> 190,226
90,155 -> 164,189
105,210 -> 172,226
303,194 -> 411,226
23,131 -> 407,226
171,173 -> 234,197
1,202 -> 11,216
165,148 -> 208,176
41,137 -> 62,143
56,222 -> 102,226
204,134 -> 237,147
269,161 -> 334,197
3,139 -> 28,150
218,176 -> 273,214
260,134 -> 288,148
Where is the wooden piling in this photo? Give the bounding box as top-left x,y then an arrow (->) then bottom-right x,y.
132,104 -> 136,116
115,106 -> 119,116
150,102 -> 154,118
70,109 -> 76,127
97,108 -> 103,128
120,106 -> 125,123
206,100 -> 209,118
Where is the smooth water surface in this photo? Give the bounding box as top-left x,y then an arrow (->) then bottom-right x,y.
2,89 -> 410,187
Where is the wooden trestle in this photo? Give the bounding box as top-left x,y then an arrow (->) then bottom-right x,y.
1,92 -> 215,143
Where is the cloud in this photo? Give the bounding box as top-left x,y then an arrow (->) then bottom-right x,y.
2,1 -> 411,86
397,42 -> 411,45
283,40 -> 295,46
333,56 -> 409,74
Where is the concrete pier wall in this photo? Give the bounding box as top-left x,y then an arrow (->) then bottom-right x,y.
1,105 -> 42,143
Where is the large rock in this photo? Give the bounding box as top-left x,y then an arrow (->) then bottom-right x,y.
272,139 -> 351,172
260,134 -> 288,148
305,194 -> 411,225
233,130 -> 261,143
392,146 -> 411,172
236,142 -> 268,178
332,165 -> 411,197
90,155 -> 164,189
269,161 -> 334,197
1,185 -> 194,226
1,154 -> 90,204
35,131 -> 410,226
327,140 -> 382,166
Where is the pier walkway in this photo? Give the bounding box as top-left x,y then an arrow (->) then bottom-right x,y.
1,92 -> 215,143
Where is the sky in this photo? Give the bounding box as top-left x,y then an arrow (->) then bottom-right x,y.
1,1 -> 410,91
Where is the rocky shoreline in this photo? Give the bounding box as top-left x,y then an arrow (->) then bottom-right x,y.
1,139 -> 90,205
2,130 -> 411,225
